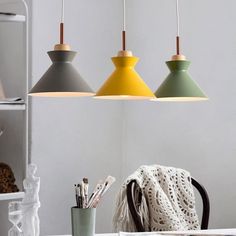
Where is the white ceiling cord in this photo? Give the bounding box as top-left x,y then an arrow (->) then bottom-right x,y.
123,0 -> 126,31
175,0 -> 181,55
122,0 -> 126,51
176,0 -> 180,37
61,0 -> 65,23
60,0 -> 65,44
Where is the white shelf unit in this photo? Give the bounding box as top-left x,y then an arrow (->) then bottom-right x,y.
0,1 -> 29,234
0,192 -> 25,201
0,14 -> 25,22
0,0 -> 29,186
0,103 -> 26,110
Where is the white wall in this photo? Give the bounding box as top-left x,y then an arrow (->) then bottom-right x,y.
121,0 -> 236,229
0,1 -> 30,235
31,0 -> 124,235
30,0 -> 236,235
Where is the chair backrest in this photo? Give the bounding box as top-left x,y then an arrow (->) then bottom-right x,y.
126,177 -> 210,232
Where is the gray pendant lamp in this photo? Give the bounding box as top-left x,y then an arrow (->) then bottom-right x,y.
154,0 -> 208,101
29,0 -> 94,97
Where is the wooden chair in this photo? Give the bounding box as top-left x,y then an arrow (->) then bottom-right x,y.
127,177 -> 210,232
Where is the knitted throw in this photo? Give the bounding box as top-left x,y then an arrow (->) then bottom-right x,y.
113,165 -> 200,232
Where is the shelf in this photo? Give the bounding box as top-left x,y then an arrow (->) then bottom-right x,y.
0,14 -> 25,23
0,192 -> 24,201
0,103 -> 25,110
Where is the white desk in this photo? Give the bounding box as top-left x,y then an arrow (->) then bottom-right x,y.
49,228 -> 236,236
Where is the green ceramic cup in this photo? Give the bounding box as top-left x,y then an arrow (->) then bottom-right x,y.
71,207 -> 96,236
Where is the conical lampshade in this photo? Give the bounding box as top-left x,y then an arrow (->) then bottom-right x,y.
95,53 -> 155,100
154,60 -> 207,101
29,0 -> 94,97
29,50 -> 94,97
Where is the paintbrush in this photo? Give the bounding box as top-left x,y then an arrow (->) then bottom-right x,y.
91,176 -> 116,207
83,178 -> 89,208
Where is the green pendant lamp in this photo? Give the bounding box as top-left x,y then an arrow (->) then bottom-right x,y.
29,0 -> 94,97
154,0 -> 208,101
95,0 -> 155,100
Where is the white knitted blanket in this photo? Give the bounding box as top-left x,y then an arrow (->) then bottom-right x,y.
113,165 -> 200,232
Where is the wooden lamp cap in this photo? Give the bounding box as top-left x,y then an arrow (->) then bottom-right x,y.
171,54 -> 186,61
117,50 -> 133,57
54,44 -> 71,51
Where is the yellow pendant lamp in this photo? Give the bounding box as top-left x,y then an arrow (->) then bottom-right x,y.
95,0 -> 155,100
